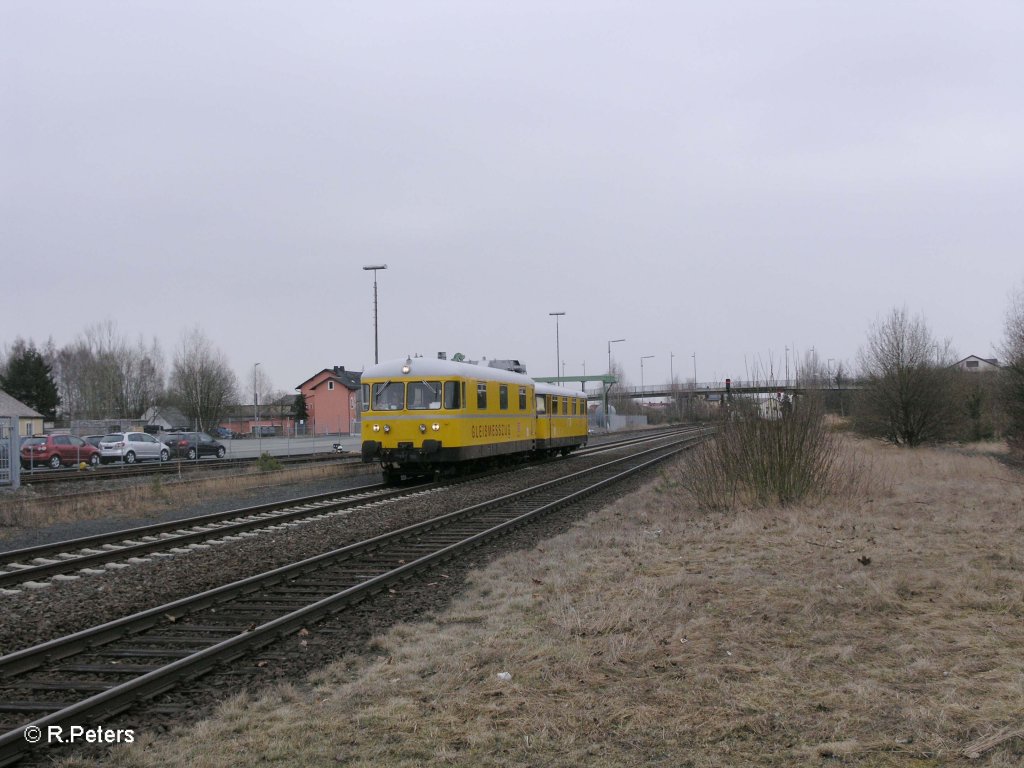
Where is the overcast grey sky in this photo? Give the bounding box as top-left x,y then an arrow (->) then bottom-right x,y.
3,1 -> 1022,394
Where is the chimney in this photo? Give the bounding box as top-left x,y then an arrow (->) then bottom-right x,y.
438,352 -> 447,360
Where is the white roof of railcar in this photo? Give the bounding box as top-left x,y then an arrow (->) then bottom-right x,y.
363,357 -> 536,386
534,381 -> 587,398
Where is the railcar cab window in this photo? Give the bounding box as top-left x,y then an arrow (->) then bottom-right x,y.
536,395 -> 547,415
443,381 -> 462,409
372,382 -> 404,410
361,385 -> 370,411
408,381 -> 442,410
499,385 -> 509,410
477,383 -> 487,409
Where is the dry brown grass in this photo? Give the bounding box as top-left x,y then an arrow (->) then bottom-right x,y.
62,437 -> 1024,767
0,462 -> 366,537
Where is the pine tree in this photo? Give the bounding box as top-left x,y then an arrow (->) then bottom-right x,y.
0,340 -> 61,420
292,392 -> 310,423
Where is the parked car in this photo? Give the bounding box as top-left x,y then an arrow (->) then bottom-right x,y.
98,432 -> 170,464
20,434 -> 101,469
162,431 -> 226,460
211,427 -> 235,439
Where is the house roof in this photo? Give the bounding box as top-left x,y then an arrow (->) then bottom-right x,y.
0,389 -> 44,419
142,405 -> 189,427
296,366 -> 362,391
953,355 -> 1000,367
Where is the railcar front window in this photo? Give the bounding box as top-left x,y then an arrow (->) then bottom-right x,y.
444,381 -> 461,409
408,381 -> 442,410
373,382 -> 404,410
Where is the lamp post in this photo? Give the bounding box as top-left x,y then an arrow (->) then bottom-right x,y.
691,352 -> 697,387
606,338 -> 625,430
254,362 -> 261,451
549,312 -> 565,379
640,355 -> 654,408
363,264 -> 388,364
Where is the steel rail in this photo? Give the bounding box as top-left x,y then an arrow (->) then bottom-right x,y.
0,431 -> 705,767
15,452 -> 357,486
0,482 -> 433,589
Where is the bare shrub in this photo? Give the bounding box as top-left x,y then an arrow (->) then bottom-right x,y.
677,397 -> 854,509
854,307 -> 957,445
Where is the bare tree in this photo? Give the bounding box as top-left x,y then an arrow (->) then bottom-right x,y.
1000,282 -> 1024,450
169,328 -> 238,431
52,321 -> 164,419
854,307 -> 956,446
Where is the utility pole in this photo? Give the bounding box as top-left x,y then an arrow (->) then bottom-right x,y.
363,265 -> 388,364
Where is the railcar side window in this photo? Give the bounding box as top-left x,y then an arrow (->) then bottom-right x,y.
477,383 -> 487,409
372,382 -> 404,410
519,387 -> 527,410
443,381 -> 461,409
499,385 -> 508,410
536,395 -> 546,415
552,396 -> 559,415
408,381 -> 442,410
361,385 -> 370,412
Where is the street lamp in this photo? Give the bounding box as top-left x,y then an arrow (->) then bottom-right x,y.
691,352 -> 697,387
363,265 -> 388,364
606,338 -> 625,430
253,363 -> 261,434
640,355 -> 654,407
549,312 -> 565,379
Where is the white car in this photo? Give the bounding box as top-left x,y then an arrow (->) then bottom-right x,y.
99,432 -> 170,464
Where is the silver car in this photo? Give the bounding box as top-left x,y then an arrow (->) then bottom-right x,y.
99,432 -> 170,464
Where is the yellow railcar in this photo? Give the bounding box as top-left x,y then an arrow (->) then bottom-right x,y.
361,357 -> 588,479
361,357 -> 538,479
534,382 -> 590,456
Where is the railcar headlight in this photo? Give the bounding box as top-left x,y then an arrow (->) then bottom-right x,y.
419,424 -> 427,434
372,424 -> 380,432
432,423 -> 440,431
383,425 -> 391,434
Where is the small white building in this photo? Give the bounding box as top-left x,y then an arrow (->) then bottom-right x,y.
0,389 -> 45,436
953,355 -> 1001,373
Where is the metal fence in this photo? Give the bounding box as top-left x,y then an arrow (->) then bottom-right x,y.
0,416 -> 15,488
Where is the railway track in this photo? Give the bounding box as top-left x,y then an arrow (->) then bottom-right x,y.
0,427 -> 706,766
0,427 -> 693,592
15,451 -> 355,487
0,481 -> 431,592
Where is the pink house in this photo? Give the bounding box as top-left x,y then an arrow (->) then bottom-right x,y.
296,366 -> 362,436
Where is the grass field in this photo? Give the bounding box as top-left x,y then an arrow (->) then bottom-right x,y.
64,437 -> 1024,767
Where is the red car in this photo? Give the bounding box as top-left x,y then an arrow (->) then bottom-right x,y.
21,434 -> 101,469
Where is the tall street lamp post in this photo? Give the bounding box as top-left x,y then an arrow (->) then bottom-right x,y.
549,312 -> 565,379
640,355 -> 654,408
363,264 -> 388,364
254,362 -> 261,451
